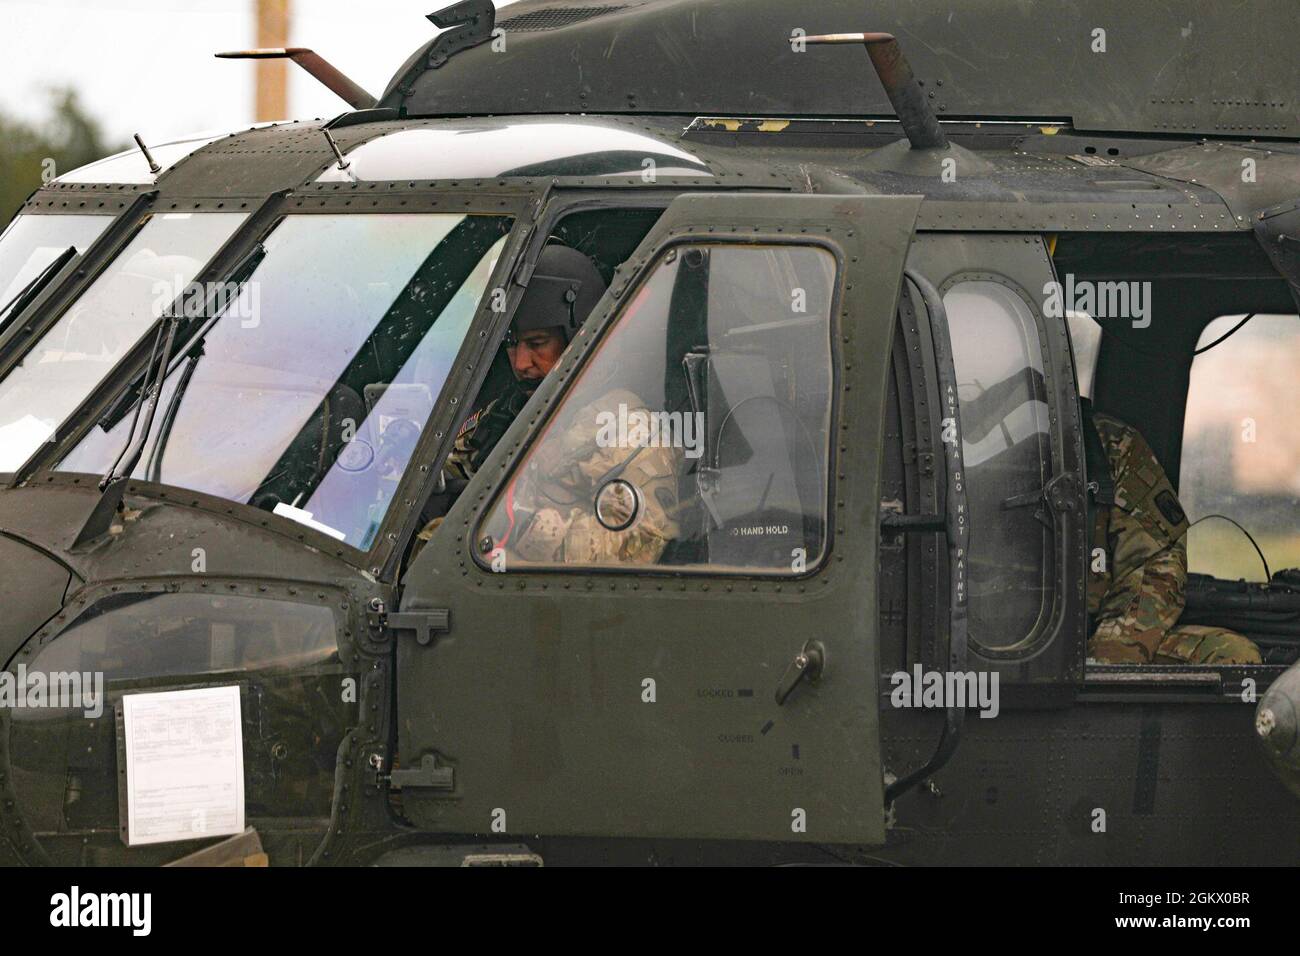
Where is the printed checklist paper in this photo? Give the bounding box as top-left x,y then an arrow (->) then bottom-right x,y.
121,685 -> 245,846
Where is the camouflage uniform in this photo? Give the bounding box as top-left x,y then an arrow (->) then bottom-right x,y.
411,385 -> 529,556
503,387 -> 681,565
1086,412 -> 1261,665
443,384 -> 530,482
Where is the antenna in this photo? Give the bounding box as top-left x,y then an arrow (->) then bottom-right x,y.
805,33 -> 947,150
216,48 -> 377,110
321,128 -> 350,170
132,133 -> 162,174
805,32 -> 992,176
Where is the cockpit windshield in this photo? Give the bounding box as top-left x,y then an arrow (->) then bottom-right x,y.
0,214 -> 111,311
0,212 -> 247,471
60,212 -> 512,550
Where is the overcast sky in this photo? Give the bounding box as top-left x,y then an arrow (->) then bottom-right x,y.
0,0 -> 518,145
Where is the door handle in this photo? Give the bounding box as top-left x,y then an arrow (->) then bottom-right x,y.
775,640 -> 825,705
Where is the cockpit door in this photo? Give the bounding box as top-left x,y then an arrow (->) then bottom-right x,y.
395,193 -> 921,845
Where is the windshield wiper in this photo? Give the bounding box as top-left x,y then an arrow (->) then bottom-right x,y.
143,243 -> 268,484
145,346 -> 202,483
98,242 -> 267,433
69,242 -> 266,549
0,246 -> 78,335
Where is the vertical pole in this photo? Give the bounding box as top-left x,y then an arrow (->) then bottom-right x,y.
255,0 -> 292,121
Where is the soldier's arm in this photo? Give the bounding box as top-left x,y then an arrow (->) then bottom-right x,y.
503,391 -> 685,566
560,441 -> 681,565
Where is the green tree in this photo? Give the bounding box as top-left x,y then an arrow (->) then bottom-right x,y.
0,89 -> 124,225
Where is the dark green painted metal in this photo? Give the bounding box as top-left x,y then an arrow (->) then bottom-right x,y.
386,0 -> 1299,139
396,193 -> 921,843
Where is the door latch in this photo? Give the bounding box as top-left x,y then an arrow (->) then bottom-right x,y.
1009,471 -> 1081,512
775,640 -> 826,705
385,753 -> 455,791
1001,472 -> 1080,529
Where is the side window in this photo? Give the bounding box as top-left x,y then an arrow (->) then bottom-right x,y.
1181,313 -> 1300,580
479,243 -> 837,573
7,591 -> 350,834
15,592 -> 340,689
943,278 -> 1053,650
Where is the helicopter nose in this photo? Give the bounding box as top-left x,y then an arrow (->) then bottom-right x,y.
0,536 -> 72,667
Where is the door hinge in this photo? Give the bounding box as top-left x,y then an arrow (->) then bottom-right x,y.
367,599 -> 450,646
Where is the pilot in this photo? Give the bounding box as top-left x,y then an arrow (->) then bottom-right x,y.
1084,402 -> 1262,665
413,243 -> 680,565
445,243 -> 605,482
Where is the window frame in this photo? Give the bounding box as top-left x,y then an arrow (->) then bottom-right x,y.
937,269 -> 1060,657
468,233 -> 847,579
902,230 -> 1086,696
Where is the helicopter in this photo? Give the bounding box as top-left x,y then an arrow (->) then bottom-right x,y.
0,0 -> 1298,866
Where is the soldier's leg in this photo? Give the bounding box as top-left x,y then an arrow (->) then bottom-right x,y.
1087,529 -> 1188,665
1087,565 -> 1181,663
1087,629 -> 1152,664
1153,625 -> 1263,665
